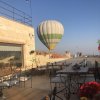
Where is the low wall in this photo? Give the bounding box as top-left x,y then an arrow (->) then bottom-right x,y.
25,54 -> 70,69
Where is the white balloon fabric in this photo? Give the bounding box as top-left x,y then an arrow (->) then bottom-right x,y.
37,20 -> 64,50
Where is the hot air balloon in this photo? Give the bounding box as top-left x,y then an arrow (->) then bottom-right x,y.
98,44 -> 100,51
37,20 -> 64,51
98,46 -> 100,51
97,40 -> 100,51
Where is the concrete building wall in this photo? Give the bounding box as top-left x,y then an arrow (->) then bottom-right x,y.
0,16 -> 35,67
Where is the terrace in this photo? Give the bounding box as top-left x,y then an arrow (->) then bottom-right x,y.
0,57 -> 99,100
0,1 -> 99,100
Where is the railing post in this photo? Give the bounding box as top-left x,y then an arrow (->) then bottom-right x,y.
23,12 -> 25,23
12,7 -> 14,20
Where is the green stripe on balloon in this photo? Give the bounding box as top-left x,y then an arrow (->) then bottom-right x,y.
40,34 -> 62,39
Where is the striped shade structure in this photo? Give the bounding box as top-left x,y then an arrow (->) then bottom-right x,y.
37,20 -> 64,50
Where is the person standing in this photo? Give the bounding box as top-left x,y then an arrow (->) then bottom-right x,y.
84,59 -> 87,66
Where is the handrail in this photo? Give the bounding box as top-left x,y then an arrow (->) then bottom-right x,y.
0,0 -> 32,26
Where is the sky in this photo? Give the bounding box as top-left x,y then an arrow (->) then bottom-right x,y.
2,0 -> 100,55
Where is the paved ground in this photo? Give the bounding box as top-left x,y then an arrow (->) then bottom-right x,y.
3,75 -> 80,100
3,75 -> 50,100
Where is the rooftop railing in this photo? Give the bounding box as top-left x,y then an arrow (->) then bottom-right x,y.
0,1 -> 32,26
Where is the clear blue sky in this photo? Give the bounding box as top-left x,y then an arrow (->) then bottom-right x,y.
3,0 -> 100,55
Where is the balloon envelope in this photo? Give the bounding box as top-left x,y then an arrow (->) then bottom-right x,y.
98,44 -> 100,51
37,20 -> 64,50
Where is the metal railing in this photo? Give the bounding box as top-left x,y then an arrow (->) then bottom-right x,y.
0,0 -> 32,26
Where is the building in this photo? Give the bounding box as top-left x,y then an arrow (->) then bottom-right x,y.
0,16 -> 35,68
65,51 -> 71,58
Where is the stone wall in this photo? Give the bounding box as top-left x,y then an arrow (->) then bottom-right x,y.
28,54 -> 70,68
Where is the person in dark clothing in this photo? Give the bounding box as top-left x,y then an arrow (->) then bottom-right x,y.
93,92 -> 100,100
94,61 -> 100,81
0,88 -> 3,97
95,61 -> 98,68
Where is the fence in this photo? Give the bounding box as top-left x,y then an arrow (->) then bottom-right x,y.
0,0 -> 32,26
